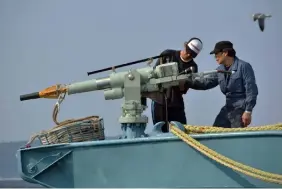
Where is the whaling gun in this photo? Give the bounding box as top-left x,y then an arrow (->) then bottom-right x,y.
20,62 -> 232,138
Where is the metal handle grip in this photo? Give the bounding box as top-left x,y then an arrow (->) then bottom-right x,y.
20,92 -> 40,101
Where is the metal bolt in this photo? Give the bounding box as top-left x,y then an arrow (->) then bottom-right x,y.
128,73 -> 135,80
27,163 -> 38,174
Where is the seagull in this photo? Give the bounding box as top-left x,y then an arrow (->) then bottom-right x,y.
252,13 -> 272,32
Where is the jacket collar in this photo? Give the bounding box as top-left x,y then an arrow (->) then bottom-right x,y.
218,56 -> 238,71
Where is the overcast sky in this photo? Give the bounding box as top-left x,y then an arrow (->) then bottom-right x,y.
0,0 -> 281,142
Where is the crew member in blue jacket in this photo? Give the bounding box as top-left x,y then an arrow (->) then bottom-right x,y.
189,41 -> 258,128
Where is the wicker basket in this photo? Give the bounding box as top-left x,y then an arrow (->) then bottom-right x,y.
37,116 -> 105,145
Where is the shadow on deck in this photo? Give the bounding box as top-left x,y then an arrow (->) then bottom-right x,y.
0,179 -> 42,188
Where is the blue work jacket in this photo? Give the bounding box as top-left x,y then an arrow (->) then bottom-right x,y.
190,57 -> 258,112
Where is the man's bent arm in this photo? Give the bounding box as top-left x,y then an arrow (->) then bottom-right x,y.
154,49 -> 174,67
242,63 -> 258,112
189,72 -> 219,90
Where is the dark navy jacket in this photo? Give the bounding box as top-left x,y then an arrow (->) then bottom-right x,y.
190,57 -> 258,112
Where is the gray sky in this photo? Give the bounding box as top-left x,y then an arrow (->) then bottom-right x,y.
0,0 -> 281,142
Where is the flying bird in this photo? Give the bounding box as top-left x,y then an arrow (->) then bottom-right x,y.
252,13 -> 272,32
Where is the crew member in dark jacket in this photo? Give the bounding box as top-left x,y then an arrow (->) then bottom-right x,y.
189,41 -> 258,128
146,37 -> 203,132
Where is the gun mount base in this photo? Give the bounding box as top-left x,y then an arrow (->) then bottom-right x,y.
120,123 -> 147,139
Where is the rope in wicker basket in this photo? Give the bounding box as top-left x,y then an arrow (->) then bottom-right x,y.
25,91 -> 105,146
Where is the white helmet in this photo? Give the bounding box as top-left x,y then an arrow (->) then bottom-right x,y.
186,37 -> 203,58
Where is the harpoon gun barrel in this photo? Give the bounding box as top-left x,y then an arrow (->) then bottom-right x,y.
68,66 -> 154,95
20,66 -> 155,101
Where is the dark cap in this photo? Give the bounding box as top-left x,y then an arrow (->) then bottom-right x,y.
209,41 -> 234,54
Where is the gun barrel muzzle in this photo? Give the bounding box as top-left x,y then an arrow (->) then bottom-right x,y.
20,92 -> 40,101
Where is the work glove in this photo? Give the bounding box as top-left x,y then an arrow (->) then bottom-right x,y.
184,72 -> 196,88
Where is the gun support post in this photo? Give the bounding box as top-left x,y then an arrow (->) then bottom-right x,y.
119,70 -> 148,139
